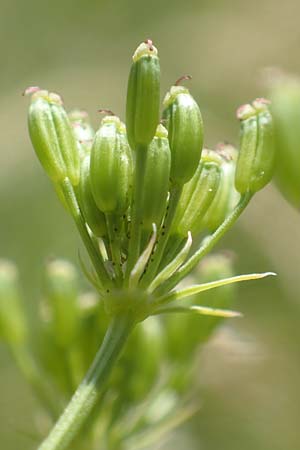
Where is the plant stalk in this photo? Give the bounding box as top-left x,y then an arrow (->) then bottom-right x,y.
60,178 -> 112,292
125,145 -> 147,280
38,314 -> 135,450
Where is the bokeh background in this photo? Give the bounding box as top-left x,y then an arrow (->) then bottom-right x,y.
1,0 -> 300,448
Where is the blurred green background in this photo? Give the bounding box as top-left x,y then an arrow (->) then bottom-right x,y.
1,0 -> 300,448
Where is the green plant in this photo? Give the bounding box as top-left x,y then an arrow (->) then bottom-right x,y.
1,40 -> 276,450
266,70 -> 300,208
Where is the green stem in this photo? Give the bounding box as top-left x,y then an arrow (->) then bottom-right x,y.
125,145 -> 147,280
60,178 -> 112,293
155,193 -> 252,296
106,214 -> 123,284
38,314 -> 134,450
140,185 -> 182,288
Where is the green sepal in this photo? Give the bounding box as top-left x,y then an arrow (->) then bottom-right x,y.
78,155 -> 107,237
162,85 -> 203,185
129,224 -> 157,288
154,304 -> 242,318
148,231 -> 192,293
155,271 -> 276,307
90,116 -> 133,214
126,40 -> 160,149
28,89 -> 80,186
142,124 -> 171,231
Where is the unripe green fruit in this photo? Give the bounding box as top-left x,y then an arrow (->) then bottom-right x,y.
78,156 -> 107,237
250,99 -> 275,192
28,89 -> 80,186
126,40 -> 160,149
162,85 -> 203,185
269,77 -> 300,208
203,145 -> 240,232
172,150 -> 221,237
142,124 -> 171,231
235,99 -> 275,194
90,116 -> 133,215
235,104 -> 257,194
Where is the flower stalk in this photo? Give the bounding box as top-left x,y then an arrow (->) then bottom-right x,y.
38,314 -> 135,450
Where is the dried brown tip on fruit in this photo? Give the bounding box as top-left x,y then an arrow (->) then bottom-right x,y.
97,109 -> 115,116
174,75 -> 192,86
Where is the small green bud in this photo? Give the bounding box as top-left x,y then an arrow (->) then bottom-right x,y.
0,260 -> 27,345
162,84 -> 203,185
27,88 -> 80,186
78,155 -> 107,237
172,150 -> 222,238
44,260 -> 79,348
126,40 -> 160,149
142,124 -> 171,231
235,99 -> 275,194
69,109 -> 95,157
90,116 -> 133,214
202,144 -> 240,232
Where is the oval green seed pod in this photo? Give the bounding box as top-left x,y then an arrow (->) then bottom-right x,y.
90,116 -> 133,214
250,98 -> 275,192
0,260 -> 27,345
202,145 -> 240,232
78,155 -> 107,237
235,103 -> 258,194
142,124 -> 171,231
172,150 -> 222,238
126,40 -> 160,149
235,99 -> 275,194
28,89 -> 80,186
268,76 -> 300,208
44,260 -> 79,348
162,85 -> 204,185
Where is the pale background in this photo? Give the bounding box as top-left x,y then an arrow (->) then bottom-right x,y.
0,0 -> 300,448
